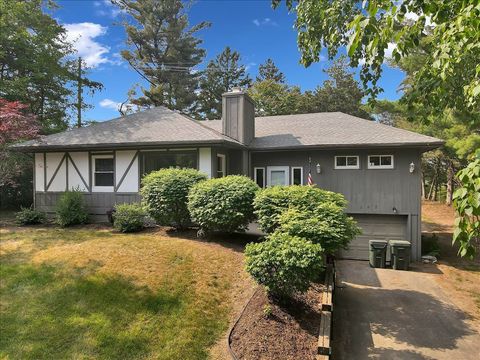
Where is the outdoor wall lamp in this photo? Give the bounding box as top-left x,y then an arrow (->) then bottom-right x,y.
316,163 -> 321,174
393,207 -> 398,214
409,162 -> 415,173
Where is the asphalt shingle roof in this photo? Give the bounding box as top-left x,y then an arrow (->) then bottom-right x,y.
203,112 -> 443,149
14,108 -> 443,151
13,107 -> 241,151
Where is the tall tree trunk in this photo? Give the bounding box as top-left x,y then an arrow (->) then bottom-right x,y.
427,174 -> 437,200
77,57 -> 82,128
446,160 -> 454,206
421,171 -> 426,200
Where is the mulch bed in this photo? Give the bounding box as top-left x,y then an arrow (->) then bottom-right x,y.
230,282 -> 325,360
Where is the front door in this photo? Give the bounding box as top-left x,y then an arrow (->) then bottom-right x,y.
267,166 -> 289,186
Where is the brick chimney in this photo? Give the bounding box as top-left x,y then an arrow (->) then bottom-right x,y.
222,87 -> 255,145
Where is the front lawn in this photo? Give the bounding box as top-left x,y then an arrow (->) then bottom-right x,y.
0,226 -> 254,359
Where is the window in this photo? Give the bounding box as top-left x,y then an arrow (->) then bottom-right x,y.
254,167 -> 265,188
291,167 -> 303,185
217,154 -> 226,178
267,166 -> 289,186
335,156 -> 359,169
368,155 -> 394,169
141,150 -> 197,175
93,155 -> 114,190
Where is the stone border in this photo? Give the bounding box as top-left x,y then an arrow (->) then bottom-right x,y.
318,263 -> 336,359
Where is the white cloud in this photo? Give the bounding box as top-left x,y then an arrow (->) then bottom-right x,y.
100,98 -> 134,114
64,22 -> 112,68
99,98 -> 122,110
245,62 -> 257,71
357,42 -> 397,66
252,18 -> 278,27
94,0 -> 125,18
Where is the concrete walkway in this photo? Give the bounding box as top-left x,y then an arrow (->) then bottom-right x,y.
332,260 -> 480,359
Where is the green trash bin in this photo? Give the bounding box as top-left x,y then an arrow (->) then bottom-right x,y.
369,240 -> 388,268
389,240 -> 411,270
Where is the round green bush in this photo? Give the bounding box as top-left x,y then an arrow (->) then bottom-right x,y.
253,185 -> 347,233
276,204 -> 361,255
188,175 -> 259,233
245,233 -> 324,298
55,190 -> 88,227
15,207 -> 46,225
141,168 -> 207,229
113,203 -> 146,233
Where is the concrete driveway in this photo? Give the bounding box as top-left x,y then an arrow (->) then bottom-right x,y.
332,260 -> 480,359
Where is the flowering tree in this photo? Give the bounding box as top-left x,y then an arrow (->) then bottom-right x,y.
0,99 -> 39,208
0,99 -> 39,145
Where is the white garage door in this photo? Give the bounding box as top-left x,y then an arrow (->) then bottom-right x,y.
339,215 -> 408,260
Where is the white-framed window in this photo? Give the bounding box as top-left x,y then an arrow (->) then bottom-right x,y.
92,154 -> 114,191
334,156 -> 360,169
267,166 -> 289,186
291,167 -> 303,185
368,155 -> 394,169
254,167 -> 265,188
217,154 -> 226,178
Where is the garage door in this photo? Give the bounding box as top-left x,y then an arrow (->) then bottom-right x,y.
339,215 -> 408,260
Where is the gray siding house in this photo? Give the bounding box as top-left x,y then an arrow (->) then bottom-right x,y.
14,89 -> 443,261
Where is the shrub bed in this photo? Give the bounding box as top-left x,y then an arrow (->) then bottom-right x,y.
141,168 -> 206,229
55,190 -> 88,227
188,175 -> 259,233
15,207 -> 46,225
253,185 -> 347,233
113,203 -> 146,233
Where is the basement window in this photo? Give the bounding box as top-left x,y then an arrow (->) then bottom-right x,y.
368,155 -> 394,169
335,156 -> 360,169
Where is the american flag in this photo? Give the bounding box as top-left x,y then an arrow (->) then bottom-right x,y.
307,171 -> 314,186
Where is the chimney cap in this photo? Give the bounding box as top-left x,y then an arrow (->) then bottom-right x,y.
230,87 -> 243,93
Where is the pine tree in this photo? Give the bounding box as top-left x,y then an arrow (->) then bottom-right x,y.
197,47 -> 252,119
0,0 -> 102,133
311,56 -> 370,119
256,58 -> 285,83
115,0 -> 209,114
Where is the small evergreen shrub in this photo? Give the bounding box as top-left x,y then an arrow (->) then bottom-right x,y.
188,175 -> 259,233
253,185 -> 347,233
276,204 -> 361,255
15,207 -> 46,225
141,168 -> 207,229
55,190 -> 88,227
113,203 -> 146,233
245,233 -> 324,298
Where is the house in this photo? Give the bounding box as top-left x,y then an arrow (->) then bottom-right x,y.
13,88 -> 443,261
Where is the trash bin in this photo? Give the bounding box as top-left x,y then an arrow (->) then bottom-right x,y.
369,240 -> 388,268
389,240 -> 411,270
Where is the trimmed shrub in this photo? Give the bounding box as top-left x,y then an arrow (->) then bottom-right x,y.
253,185 -> 347,233
113,203 -> 146,233
276,204 -> 361,255
245,233 -> 323,298
188,175 -> 259,233
141,168 -> 207,229
15,207 -> 46,225
55,190 -> 88,227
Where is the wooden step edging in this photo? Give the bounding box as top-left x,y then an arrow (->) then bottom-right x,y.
318,263 -> 336,359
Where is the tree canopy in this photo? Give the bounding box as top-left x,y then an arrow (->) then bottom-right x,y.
197,46 -> 252,119
274,0 -> 480,116
115,0 -> 209,114
257,58 -> 286,83
0,0 -> 102,133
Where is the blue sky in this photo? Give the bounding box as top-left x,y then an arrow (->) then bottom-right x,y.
54,0 -> 405,123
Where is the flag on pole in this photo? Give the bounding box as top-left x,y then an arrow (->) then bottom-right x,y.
307,171 -> 314,186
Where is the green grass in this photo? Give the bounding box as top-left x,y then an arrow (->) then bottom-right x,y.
0,227 -> 246,359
